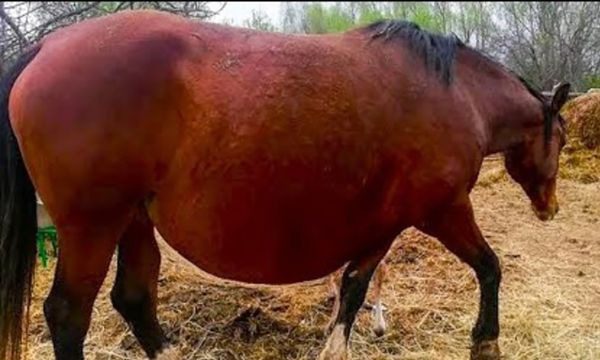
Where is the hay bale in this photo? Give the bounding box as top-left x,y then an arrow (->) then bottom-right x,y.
561,92 -> 600,149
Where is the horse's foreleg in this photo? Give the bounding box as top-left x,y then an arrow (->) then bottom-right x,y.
418,196 -> 501,360
44,217 -> 128,360
318,243 -> 392,360
110,207 -> 170,359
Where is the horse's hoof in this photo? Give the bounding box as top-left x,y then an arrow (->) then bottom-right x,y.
318,346 -> 348,360
371,304 -> 386,337
470,339 -> 500,360
156,346 -> 181,360
373,325 -> 386,338
318,325 -> 348,360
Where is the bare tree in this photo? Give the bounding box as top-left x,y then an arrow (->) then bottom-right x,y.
0,2 -> 6,76
243,9 -> 276,32
0,1 -> 226,67
495,2 -> 600,90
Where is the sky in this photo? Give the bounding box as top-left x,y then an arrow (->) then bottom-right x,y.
209,2 -> 283,27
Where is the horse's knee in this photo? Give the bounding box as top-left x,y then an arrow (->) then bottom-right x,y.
43,290 -> 69,330
110,281 -> 152,321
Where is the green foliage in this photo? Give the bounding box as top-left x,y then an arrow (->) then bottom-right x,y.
356,3 -> 387,26
303,3 -> 354,33
409,4 -> 439,31
98,2 -> 120,13
325,4 -> 355,33
584,75 -> 600,90
293,2 -> 452,35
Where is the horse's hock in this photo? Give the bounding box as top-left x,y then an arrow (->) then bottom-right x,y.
561,92 -> 600,149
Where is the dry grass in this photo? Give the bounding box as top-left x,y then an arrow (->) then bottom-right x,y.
559,140 -> 600,184
562,92 -> 600,150
557,92 -> 600,184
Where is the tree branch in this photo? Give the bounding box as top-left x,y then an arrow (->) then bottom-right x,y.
35,1 -> 102,41
0,5 -> 28,47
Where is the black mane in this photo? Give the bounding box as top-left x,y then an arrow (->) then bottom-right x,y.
363,19 -> 555,143
504,72 -> 554,141
364,19 -> 465,85
515,75 -> 555,143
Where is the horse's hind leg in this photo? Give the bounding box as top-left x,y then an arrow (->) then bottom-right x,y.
370,260 -> 388,337
325,271 -> 341,332
110,207 -> 171,359
418,196 -> 501,360
326,261 -> 388,337
44,215 -> 131,360
319,242 -> 392,360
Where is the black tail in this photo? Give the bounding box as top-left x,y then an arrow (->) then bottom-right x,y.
0,45 -> 41,360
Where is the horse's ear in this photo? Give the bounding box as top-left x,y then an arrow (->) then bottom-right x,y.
551,82 -> 571,114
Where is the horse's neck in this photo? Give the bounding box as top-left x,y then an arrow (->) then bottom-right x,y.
458,50 -> 541,156
484,112 -> 529,156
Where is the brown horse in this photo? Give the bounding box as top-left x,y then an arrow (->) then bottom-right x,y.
0,10 -> 570,360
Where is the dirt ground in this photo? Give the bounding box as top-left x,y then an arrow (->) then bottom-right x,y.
25,157 -> 600,360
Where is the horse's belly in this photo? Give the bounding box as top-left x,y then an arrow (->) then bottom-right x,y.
151,172 -> 393,285
158,228 -> 353,285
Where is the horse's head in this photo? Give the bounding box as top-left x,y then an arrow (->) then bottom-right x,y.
504,82 -> 571,221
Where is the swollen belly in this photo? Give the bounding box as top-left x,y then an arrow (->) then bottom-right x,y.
156,219 -> 360,285
151,185 -> 383,285
162,233 -> 352,285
